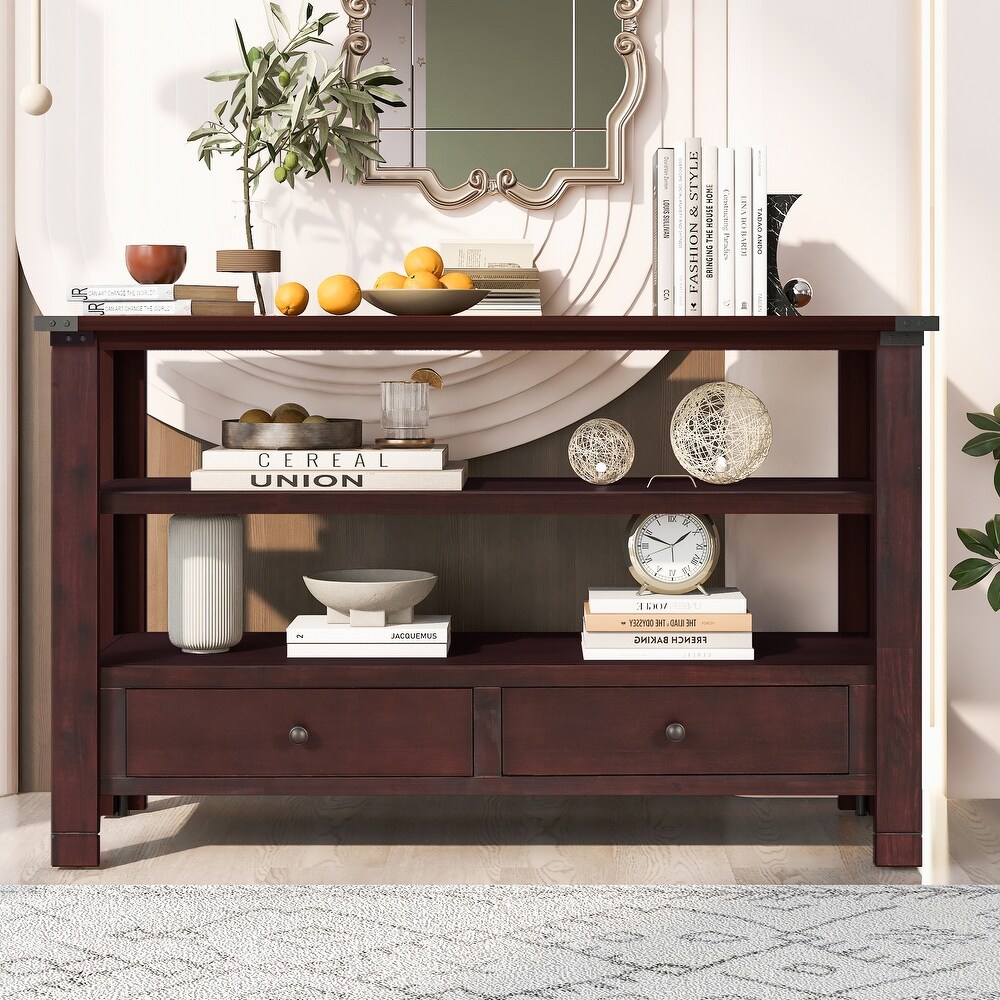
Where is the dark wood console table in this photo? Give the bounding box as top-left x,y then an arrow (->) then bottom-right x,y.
42,314 -> 933,868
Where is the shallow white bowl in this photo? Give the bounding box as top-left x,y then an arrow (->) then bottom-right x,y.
361,288 -> 489,316
303,569 -> 437,623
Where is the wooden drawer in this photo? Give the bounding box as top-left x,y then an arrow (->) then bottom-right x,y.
126,688 -> 472,777
503,686 -> 849,775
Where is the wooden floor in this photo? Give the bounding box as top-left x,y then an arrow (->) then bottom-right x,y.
3,794 -> 997,885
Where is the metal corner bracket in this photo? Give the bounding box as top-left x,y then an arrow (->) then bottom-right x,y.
36,316 -> 91,346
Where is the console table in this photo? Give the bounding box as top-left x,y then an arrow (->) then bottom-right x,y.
42,314 -> 933,868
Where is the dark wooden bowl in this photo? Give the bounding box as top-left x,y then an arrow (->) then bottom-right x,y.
221,418 -> 363,450
125,244 -> 188,284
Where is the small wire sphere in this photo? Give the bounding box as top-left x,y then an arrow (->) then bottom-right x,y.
670,381 -> 772,484
568,418 -> 635,485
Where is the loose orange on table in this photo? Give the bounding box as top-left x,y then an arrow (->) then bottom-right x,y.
274,281 -> 309,316
317,274 -> 362,315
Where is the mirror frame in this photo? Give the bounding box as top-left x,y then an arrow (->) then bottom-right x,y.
341,0 -> 646,210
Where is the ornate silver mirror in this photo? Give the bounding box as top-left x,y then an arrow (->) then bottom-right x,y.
342,0 -> 646,209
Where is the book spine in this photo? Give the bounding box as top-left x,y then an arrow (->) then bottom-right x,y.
82,300 -> 192,316
201,448 -> 448,471
583,610 -> 753,632
673,145 -> 686,315
68,284 -> 174,302
587,597 -> 749,614
582,630 -> 753,649
190,465 -> 467,491
286,643 -> 450,658
734,146 -> 753,316
752,145 -> 768,315
684,137 -> 702,316
653,148 -> 674,316
581,645 -> 754,661
717,147 -> 736,315
287,628 -> 450,644
701,145 -> 718,316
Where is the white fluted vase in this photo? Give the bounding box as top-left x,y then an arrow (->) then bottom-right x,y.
168,514 -> 244,654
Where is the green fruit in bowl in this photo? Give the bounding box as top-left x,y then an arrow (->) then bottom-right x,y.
239,408 -> 272,423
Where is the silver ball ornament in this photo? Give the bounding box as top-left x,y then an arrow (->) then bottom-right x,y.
783,277 -> 813,308
568,418 -> 635,485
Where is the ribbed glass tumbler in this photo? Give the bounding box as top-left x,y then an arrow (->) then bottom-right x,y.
380,380 -> 429,439
167,514 -> 244,653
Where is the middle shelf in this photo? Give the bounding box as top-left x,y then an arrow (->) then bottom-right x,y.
101,477 -> 875,515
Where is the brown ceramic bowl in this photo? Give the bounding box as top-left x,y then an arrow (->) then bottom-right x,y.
125,244 -> 187,284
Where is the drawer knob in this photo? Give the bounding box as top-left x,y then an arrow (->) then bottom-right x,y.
665,723 -> 686,743
288,726 -> 309,746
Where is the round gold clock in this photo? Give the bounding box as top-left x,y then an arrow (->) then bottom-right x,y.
625,513 -> 721,595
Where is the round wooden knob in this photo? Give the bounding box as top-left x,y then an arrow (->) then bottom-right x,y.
665,723 -> 686,743
288,726 -> 309,745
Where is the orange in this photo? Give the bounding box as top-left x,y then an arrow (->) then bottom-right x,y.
317,274 -> 362,315
374,271 -> 406,289
440,271 -> 475,290
403,246 -> 444,278
403,270 -> 444,290
274,281 -> 309,316
410,367 -> 443,388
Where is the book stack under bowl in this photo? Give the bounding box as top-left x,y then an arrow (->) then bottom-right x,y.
440,239 -> 542,317
581,587 -> 753,661
67,282 -> 255,316
190,444 -> 468,492
286,615 -> 451,658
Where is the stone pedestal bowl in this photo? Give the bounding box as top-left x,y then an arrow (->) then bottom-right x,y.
303,569 -> 437,626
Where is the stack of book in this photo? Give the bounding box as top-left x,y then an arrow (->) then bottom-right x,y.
441,239 -> 542,317
652,139 -> 767,317
68,283 -> 255,316
581,587 -> 754,660
190,444 -> 468,492
286,615 -> 451,658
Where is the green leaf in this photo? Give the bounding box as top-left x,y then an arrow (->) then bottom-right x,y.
950,557 -> 995,589
958,527 -> 996,558
989,571 -> 1000,611
994,402 -> 1000,419
270,2 -> 291,36
235,20 -> 251,70
262,3 -> 280,46
968,411 -> 1000,432
366,85 -> 404,105
291,84 -> 308,128
987,515 -> 1000,550
205,70 -> 246,82
963,432 -> 1000,457
995,459 -> 1000,499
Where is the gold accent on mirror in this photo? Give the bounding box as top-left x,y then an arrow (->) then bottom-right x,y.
342,0 -> 646,210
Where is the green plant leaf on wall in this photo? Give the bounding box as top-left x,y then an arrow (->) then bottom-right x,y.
950,557 -> 995,589
957,527 -> 997,558
989,572 -> 1000,612
967,411 -> 1000,432
987,515 -> 1000,550
995,460 -> 1000,498
963,432 -> 1000,457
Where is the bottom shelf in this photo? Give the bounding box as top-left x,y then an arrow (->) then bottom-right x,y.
100,631 -> 875,687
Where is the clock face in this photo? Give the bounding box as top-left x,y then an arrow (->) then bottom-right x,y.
626,513 -> 719,594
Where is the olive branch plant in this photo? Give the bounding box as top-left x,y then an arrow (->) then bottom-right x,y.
950,405 -> 1000,610
187,1 -> 404,314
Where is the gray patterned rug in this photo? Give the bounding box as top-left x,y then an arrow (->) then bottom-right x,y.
1,884 -> 999,999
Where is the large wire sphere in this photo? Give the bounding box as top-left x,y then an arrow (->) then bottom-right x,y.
568,418 -> 635,485
670,381 -> 772,484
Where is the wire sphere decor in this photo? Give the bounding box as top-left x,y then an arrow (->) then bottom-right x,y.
670,381 -> 772,484
568,418 -> 635,485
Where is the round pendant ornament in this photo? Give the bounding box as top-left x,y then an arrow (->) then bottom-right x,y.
670,381 -> 772,484
626,513 -> 720,595
568,418 -> 635,485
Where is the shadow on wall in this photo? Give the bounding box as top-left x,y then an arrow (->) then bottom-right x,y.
778,241 -> 905,315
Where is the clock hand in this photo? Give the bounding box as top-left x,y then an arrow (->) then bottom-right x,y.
672,531 -> 693,546
644,533 -> 674,547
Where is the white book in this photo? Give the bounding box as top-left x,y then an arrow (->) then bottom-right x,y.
82,300 -> 195,315
701,144 -> 718,316
652,148 -> 674,316
717,147 -> 736,315
287,642 -> 450,658
287,614 -> 451,644
581,625 -> 753,649
581,642 -> 754,662
190,462 -> 468,492
683,137 -> 702,316
440,240 -> 534,269
752,145 -> 768,315
673,145 -> 686,315
67,283 -> 237,302
734,146 -> 753,316
201,445 -> 449,471
587,587 -> 749,614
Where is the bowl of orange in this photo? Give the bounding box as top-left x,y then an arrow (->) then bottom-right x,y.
362,247 -> 488,316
